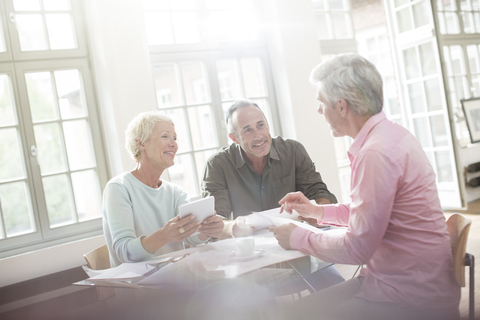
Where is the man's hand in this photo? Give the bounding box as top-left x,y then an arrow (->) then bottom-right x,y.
269,224 -> 297,250
198,212 -> 224,239
279,192 -> 325,221
232,216 -> 255,238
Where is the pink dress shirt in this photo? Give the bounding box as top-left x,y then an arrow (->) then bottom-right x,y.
290,111 -> 460,311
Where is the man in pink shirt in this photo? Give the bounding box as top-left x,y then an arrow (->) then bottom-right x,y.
270,53 -> 460,320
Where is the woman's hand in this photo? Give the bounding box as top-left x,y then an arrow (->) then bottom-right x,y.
198,212 -> 224,239
269,224 -> 297,250
162,215 -> 201,242
141,215 -> 200,254
279,192 -> 324,221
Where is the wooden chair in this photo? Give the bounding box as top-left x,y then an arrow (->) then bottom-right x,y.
83,244 -> 114,300
84,244 -> 111,270
446,213 -> 475,320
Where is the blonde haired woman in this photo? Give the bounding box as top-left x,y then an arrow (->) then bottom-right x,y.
103,111 -> 223,267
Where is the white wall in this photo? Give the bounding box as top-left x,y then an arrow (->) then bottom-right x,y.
263,0 -> 342,199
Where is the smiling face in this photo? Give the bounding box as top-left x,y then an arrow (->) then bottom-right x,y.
140,121 -> 178,170
229,105 -> 272,162
316,91 -> 346,138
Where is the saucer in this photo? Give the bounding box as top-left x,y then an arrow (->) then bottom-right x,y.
229,249 -> 265,262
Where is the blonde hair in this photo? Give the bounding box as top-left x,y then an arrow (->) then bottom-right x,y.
125,111 -> 174,162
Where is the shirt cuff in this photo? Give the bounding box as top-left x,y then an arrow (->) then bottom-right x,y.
132,236 -> 155,261
289,226 -> 310,251
319,204 -> 337,225
185,233 -> 209,246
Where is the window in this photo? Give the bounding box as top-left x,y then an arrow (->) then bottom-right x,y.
312,0 -> 463,207
142,0 -> 280,198
0,0 -> 106,258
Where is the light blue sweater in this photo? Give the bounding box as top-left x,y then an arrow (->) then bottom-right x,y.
102,172 -> 205,267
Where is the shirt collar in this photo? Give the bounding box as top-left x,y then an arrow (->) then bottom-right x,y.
347,111 -> 386,160
231,138 -> 279,169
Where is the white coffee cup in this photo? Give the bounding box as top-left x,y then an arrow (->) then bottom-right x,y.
235,237 -> 255,257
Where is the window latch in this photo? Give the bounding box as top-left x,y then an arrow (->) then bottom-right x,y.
30,145 -> 37,157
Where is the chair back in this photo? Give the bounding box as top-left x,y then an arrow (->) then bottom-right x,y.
446,213 -> 472,287
84,244 -> 111,270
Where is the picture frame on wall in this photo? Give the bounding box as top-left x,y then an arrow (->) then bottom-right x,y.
461,97 -> 480,144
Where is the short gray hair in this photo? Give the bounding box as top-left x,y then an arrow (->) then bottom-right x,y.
125,111 -> 174,162
309,53 -> 383,116
225,99 -> 265,137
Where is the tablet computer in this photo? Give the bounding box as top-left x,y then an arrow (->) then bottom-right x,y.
179,196 -> 215,223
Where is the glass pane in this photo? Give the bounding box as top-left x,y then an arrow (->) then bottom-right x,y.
0,181 -> 35,237
172,12 -> 200,44
34,123 -> 67,174
403,47 -> 420,79
463,12 -> 474,33
170,0 -> 196,10
330,0 -> 346,10
231,0 -> 254,11
43,174 -> 75,227
413,117 -> 431,147
194,149 -> 216,188
169,153 -> 197,197
206,11 -> 258,42
144,12 -> 173,45
384,77 -> 400,115
164,108 -> 190,152
187,105 -> 217,149
419,43 -> 437,76
0,128 -> 25,181
43,0 -> 71,10
71,169 -> 101,222
0,75 -> 17,126
63,120 -> 95,170
474,12 -> 480,33
467,45 -> 480,74
142,0 -> 169,10
153,64 -> 183,108
13,0 -> 41,11
408,82 -> 426,113
424,79 -> 443,111
26,72 -> 58,122
216,59 -> 242,101
206,0 -> 229,10
241,58 -> 266,98
394,0 -> 409,7
180,61 -> 210,105
0,17 -> 6,52
435,151 -> 453,182
397,8 -> 413,33
436,0 -> 456,10
332,13 -> 350,38
45,14 -> 76,49
445,12 -> 460,34
54,69 -> 87,119
312,0 -> 326,10
315,13 -> 330,39
413,1 -> 430,28
16,14 -> 48,51
430,115 -> 448,147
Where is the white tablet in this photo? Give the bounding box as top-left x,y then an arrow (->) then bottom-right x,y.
179,196 -> 215,223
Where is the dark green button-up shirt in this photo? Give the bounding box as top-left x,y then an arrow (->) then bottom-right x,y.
201,136 -> 337,219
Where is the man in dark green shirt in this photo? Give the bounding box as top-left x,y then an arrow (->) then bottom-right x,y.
202,99 -> 337,238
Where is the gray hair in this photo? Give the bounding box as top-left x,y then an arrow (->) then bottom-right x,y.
309,53 -> 383,116
225,99 -> 265,137
125,111 -> 174,162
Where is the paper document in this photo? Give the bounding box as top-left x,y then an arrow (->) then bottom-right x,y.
245,200 -> 317,231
